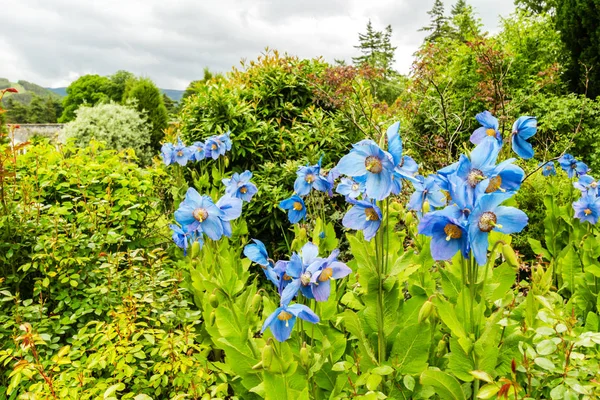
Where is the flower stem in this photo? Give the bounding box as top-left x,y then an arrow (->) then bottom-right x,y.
374,207 -> 386,364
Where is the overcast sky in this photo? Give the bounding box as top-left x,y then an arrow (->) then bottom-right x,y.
1,0 -> 515,90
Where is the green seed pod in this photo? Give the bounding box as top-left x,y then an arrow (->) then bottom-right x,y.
252,361 -> 263,370
191,240 -> 201,258
418,300 -> 434,323
436,338 -> 447,358
502,244 -> 520,268
209,310 -> 216,326
262,343 -> 273,370
208,293 -> 219,308
250,293 -> 262,314
300,342 -> 310,367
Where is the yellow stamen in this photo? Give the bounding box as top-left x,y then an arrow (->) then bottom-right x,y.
240,187 -> 248,194
443,223 -> 462,241
486,128 -> 496,137
319,267 -> 333,282
305,174 -> 315,184
365,207 -> 380,221
211,144 -> 217,150
277,310 -> 293,327
293,201 -> 303,211
486,175 -> 503,193
192,208 -> 208,222
584,208 -> 592,215
365,156 -> 383,173
177,151 -> 184,157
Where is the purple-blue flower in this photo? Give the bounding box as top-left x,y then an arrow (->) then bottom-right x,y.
190,141 -> 206,162
161,143 -> 175,165
574,175 -> 599,195
511,116 -> 537,159
306,250 -> 351,301
337,140 -> 395,201
261,303 -> 319,342
418,206 -> 469,260
173,139 -> 193,166
174,188 -> 225,240
573,193 -> 600,225
204,134 -> 229,160
485,159 -> 525,194
408,175 -> 446,212
456,137 -> 501,191
170,224 -> 202,255
470,111 -> 501,144
279,195 -> 307,224
216,195 -> 242,237
539,161 -> 556,177
244,239 -> 279,285
279,243 -> 322,305
294,162 -> 330,196
468,192 -> 528,265
223,171 -> 258,202
342,198 -> 382,241
558,154 -> 589,178
336,177 -> 365,199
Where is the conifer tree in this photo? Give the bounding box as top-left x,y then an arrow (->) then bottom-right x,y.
450,0 -> 481,41
353,20 -> 397,77
420,0 -> 452,42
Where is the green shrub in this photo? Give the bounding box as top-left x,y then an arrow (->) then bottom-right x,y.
60,103 -> 153,165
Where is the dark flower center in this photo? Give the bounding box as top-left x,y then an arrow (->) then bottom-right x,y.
467,169 -> 485,188
478,211 -> 497,232
485,175 -> 503,193
365,156 -> 383,173
443,223 -> 462,240
365,207 -> 380,221
293,201 -> 303,211
319,267 -> 333,282
240,186 -> 248,194
300,272 -> 312,286
193,208 -> 208,222
486,128 -> 496,137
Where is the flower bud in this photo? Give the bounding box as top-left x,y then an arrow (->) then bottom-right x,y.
300,342 -> 310,367
418,300 -> 434,323
250,293 -> 262,314
208,292 -> 219,308
502,244 -> 519,268
209,310 -> 216,325
436,338 -> 447,358
262,343 -> 273,370
422,200 -> 430,214
191,240 -> 201,258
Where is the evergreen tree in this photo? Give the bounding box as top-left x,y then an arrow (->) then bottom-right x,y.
353,20 -> 397,77
59,75 -> 118,122
109,70 -> 136,102
123,78 -> 169,151
450,0 -> 482,41
162,93 -> 177,115
556,0 -> 600,98
420,0 -> 452,42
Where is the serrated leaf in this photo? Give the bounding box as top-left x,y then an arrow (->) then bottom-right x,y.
420,370 -> 466,400
390,324 -> 430,375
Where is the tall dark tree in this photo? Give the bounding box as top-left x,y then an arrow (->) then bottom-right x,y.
515,0 -> 557,14
123,78 -> 169,151
353,20 -> 397,77
420,0 -> 452,42
556,0 -> 600,98
450,0 -> 481,41
162,93 -> 177,114
109,70 -> 136,102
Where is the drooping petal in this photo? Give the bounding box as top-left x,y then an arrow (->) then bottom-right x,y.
365,167 -> 392,201
329,261 -> 352,279
269,316 -> 296,342
243,239 -> 269,266
430,232 -> 462,261
476,111 -> 499,129
201,216 -> 224,240
470,226 -> 490,266
287,304 -> 320,323
493,206 -> 528,234
294,176 -> 313,196
511,134 -> 534,159
311,279 -> 331,301
386,121 -> 403,166
337,151 -> 368,177
261,307 -> 283,333
280,279 -> 301,306
470,127 -> 488,145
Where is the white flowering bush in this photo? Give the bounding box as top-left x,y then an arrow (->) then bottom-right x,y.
60,102 -> 152,164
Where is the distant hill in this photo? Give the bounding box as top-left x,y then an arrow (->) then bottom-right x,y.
0,78 -> 61,105
46,87 -> 184,102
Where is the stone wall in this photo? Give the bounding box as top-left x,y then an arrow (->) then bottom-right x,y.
11,124 -> 64,143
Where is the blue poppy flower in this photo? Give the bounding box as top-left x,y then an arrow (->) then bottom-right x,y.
336,177 -> 365,199
511,116 -> 537,159
468,192 -> 528,265
279,195 -> 307,224
161,143 -> 175,165
279,242 -> 322,305
244,239 -> 279,285
485,159 -> 525,194
574,175 -> 599,195
342,198 -> 382,241
539,161 -> 556,177
306,250 -> 352,301
218,131 -> 232,151
325,168 -> 340,197
386,121 -> 403,166
261,303 -> 319,342
174,188 -> 225,240
216,195 -> 242,237
337,140 -> 395,201
170,224 -> 201,255
573,193 -> 600,225
223,170 -> 258,202
408,175 -> 446,212
173,140 -> 193,166
204,135 -> 228,160
558,154 -> 589,178
190,141 -> 206,162
456,137 -> 501,190
470,111 -> 501,144
294,163 -> 330,195
418,206 -> 469,260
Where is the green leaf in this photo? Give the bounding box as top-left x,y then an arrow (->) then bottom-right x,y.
403,374 -> 415,391
104,383 -> 125,399
534,357 -> 555,370
528,238 -> 550,260
420,370 -> 466,400
477,384 -> 500,399
342,310 -> 377,369
536,339 -> 557,356
469,370 -> 493,383
366,373 -> 382,391
433,297 -> 467,341
390,324 -> 430,375
372,365 -> 394,375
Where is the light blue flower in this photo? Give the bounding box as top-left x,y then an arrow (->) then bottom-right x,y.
261,303 -> 319,342
279,195 -> 307,224
223,170 -> 258,202
336,177 -> 366,199
337,140 -> 395,200
558,154 -> 589,178
456,137 -> 501,190
170,224 -> 201,255
511,116 -> 537,159
573,193 -> 600,225
485,159 -> 525,194
342,198 -> 382,241
294,162 -> 330,196
216,195 -> 242,237
468,192 -> 528,265
418,206 -> 469,261
306,250 -> 351,301
204,135 -> 228,160
470,111 -> 501,144
408,175 -> 446,212
539,161 -> 556,177
279,243 -> 322,305
161,143 -> 175,165
173,139 -> 193,166
244,239 -> 279,286
574,175 -> 599,196
190,141 -> 206,162
174,188 -> 225,240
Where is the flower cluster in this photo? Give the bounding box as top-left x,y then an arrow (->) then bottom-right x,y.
279,158 -> 335,224
244,240 -> 351,342
556,154 -> 600,225
161,132 -> 232,166
415,112 -> 537,265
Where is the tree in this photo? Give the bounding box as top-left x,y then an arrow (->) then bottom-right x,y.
123,78 -> 168,151
109,70 -> 136,102
5,98 -> 29,123
450,0 -> 482,41
352,20 -> 397,76
59,75 -> 118,122
556,0 -> 600,98
420,0 -> 452,42
515,0 -> 557,14
182,68 -> 223,100
60,102 -> 152,164
162,93 -> 177,114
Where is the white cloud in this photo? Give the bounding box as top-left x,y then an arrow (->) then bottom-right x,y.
0,0 -> 515,89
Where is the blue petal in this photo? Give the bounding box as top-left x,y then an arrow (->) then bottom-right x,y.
201,216 -> 224,240
301,242 -> 320,265
362,220 -> 381,241
365,168 -> 392,201
294,176 -> 312,196
476,111 -> 499,129
280,279 -> 301,306
311,279 -> 331,301
470,127 -> 488,145
337,150 -> 368,177
342,205 -> 368,231
270,316 -> 295,342
430,232 -> 462,261
243,240 -> 268,266
217,196 -> 243,221
511,134 -> 534,159
470,137 -> 500,170
287,304 -> 320,323
261,306 -> 283,333
494,206 -> 528,234
470,226 -> 490,266
386,121 -> 402,166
